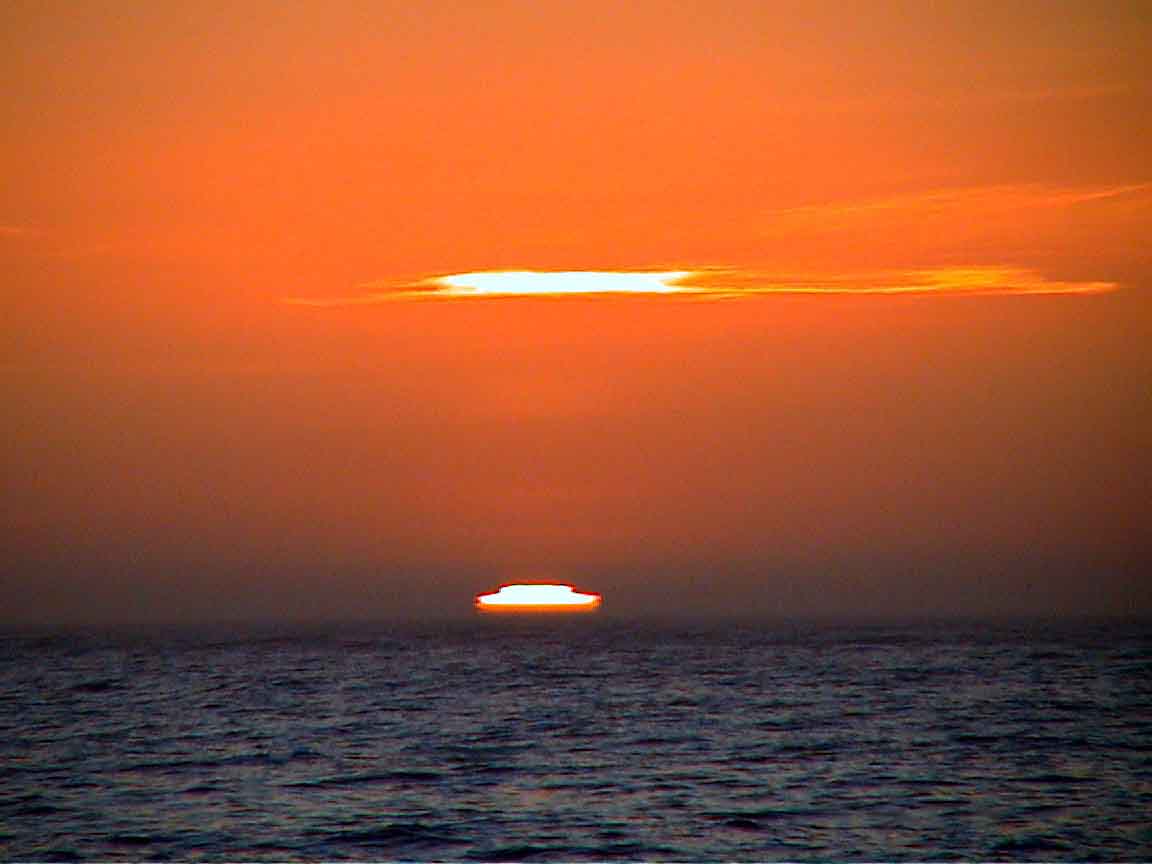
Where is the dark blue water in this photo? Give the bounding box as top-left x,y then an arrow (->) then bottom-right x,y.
2,618 -> 1150,861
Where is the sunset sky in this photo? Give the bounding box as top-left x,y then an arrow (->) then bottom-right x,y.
3,1 -> 1150,625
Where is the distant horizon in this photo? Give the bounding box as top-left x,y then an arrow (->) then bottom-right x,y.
5,615 -> 1150,648
3,585 -> 1148,634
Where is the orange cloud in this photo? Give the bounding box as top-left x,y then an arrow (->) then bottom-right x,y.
284,265 -> 1114,305
765,183 -> 1151,227
748,183 -> 1150,271
680,266 -> 1115,297
0,224 -> 38,239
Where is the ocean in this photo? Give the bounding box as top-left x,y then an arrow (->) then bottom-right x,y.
2,618 -> 1149,861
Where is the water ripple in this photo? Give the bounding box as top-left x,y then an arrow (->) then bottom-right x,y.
1,619 -> 1149,860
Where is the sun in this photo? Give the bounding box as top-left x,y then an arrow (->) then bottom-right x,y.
475,583 -> 603,613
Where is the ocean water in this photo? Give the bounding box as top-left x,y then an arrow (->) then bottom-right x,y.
2,618 -> 1150,861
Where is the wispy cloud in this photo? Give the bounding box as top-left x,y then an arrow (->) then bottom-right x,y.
681,267 -> 1115,297
765,183 -> 1151,226
0,224 -> 38,239
814,82 -> 1143,115
283,184 -> 1136,306
285,265 -> 1115,306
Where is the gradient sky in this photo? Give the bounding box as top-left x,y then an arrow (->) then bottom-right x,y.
3,0 -> 1150,625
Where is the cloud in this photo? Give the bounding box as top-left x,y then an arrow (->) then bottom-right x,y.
0,224 -> 38,239
752,183 -> 1150,269
284,265 -> 1115,306
764,183 -> 1152,227
681,266 -> 1115,297
279,182 -> 1138,307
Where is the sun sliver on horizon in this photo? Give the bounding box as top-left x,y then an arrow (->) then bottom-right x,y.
475,583 -> 603,614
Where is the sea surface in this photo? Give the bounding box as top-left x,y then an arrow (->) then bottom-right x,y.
2,618 -> 1150,861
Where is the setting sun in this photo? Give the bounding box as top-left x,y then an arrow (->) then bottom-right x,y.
475,583 -> 603,613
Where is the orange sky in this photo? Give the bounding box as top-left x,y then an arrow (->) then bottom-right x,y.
2,1 -> 1150,624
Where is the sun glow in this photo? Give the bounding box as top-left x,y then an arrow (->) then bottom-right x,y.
436,271 -> 694,296
475,583 -> 603,613
285,266 -> 1116,306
